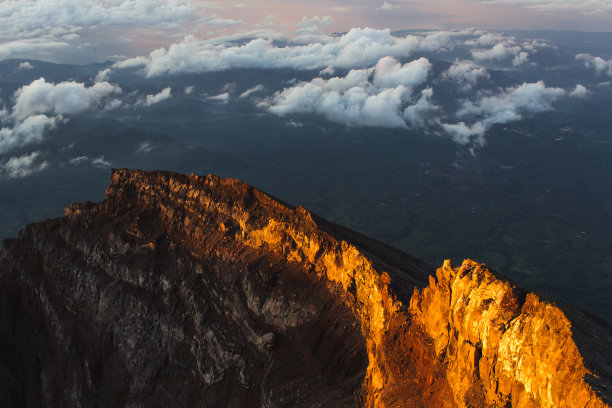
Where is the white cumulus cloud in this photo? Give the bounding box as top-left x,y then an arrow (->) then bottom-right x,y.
576,53 -> 612,76
569,84 -> 590,98
472,42 -> 529,66
94,68 -> 111,83
443,81 -> 565,145
442,60 -> 490,91
267,56 -> 432,129
457,81 -> 565,121
1,78 -> 119,153
12,78 -> 121,120
17,61 -> 34,71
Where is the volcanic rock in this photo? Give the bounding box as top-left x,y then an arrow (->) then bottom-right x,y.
0,169 -> 610,407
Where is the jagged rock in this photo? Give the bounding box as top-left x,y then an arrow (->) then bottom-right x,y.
0,169 -> 610,407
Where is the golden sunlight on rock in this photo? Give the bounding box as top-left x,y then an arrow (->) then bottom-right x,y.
2,169 -> 611,407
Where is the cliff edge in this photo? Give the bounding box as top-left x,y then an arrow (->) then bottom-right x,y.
1,169 -> 610,407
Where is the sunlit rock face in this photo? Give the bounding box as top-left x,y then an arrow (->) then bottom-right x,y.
410,260 -> 612,408
1,169 -> 611,407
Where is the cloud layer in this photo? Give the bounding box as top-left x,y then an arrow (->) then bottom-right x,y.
266,53 -> 567,147
475,0 -> 612,15
113,28 -> 451,77
0,0 -> 210,61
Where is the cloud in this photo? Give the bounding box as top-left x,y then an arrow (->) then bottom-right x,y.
569,84 -> 589,98
474,0 -> 612,15
0,0 -> 198,38
443,80 -> 565,145
378,2 -> 399,10
0,38 -> 70,61
12,78 -> 121,120
69,155 -> 89,165
239,85 -> 265,99
0,115 -> 57,153
92,155 -> 111,168
94,68 -> 111,83
204,15 -> 243,27
403,88 -> 439,127
136,87 -> 172,107
1,151 -> 48,178
17,61 -> 34,71
373,57 -> 432,90
208,92 -> 230,103
419,31 -> 452,52
0,0 -> 224,62
465,33 -> 506,47
103,99 -> 123,111
512,51 -> 529,67
293,16 -> 332,36
112,28 -> 450,77
0,77 -> 120,153
440,121 -> 486,145
472,42 -> 529,66
576,53 -> 612,76
68,154 -> 114,168
267,56 -> 431,129
113,56 -> 150,69
442,60 -> 490,91
136,141 -> 156,154
457,81 -> 565,122
265,55 -> 566,146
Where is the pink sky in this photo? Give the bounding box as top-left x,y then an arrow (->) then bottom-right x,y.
216,0 -> 612,33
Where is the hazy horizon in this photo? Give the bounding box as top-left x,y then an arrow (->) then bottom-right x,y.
1,0 -> 612,65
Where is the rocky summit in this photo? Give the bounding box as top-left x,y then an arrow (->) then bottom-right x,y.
1,169 -> 611,407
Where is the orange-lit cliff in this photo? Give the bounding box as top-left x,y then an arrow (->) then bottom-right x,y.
1,169 -> 610,407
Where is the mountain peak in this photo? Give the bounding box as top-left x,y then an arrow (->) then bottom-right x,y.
1,169 -> 610,407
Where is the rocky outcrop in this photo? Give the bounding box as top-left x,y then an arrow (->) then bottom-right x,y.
410,260 -> 612,408
1,169 -> 611,407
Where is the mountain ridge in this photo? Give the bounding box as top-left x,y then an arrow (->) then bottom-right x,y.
1,168 -> 610,407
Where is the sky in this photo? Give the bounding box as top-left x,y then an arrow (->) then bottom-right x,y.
0,0 -> 611,65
